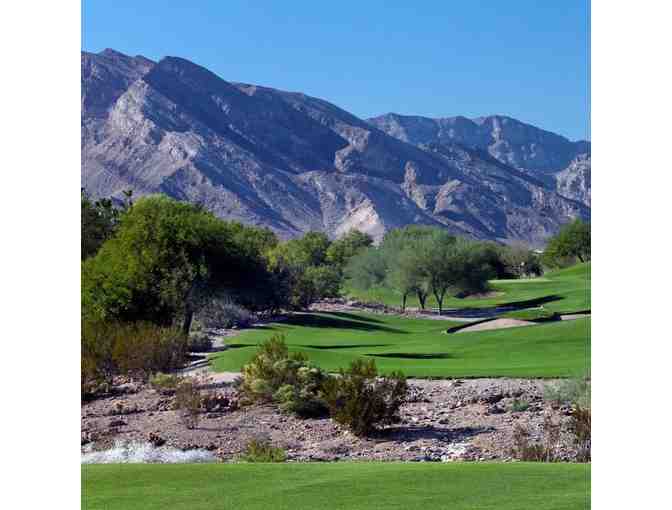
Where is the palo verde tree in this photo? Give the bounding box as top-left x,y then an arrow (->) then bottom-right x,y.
82,195 -> 264,335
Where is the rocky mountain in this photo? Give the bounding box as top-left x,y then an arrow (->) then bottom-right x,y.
556,154 -> 591,207
82,49 -> 590,245
368,113 -> 591,207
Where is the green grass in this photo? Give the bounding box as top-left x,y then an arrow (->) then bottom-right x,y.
210,311 -> 590,378
82,463 -> 590,510
345,262 -> 591,314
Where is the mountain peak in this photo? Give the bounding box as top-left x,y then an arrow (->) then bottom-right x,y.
81,51 -> 589,244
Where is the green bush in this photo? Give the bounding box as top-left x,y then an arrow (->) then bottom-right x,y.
241,437 -> 287,463
273,365 -> 329,418
510,399 -> 530,413
239,334 -> 329,417
322,358 -> 407,436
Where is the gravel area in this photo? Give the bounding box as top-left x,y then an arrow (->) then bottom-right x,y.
82,377 -> 583,463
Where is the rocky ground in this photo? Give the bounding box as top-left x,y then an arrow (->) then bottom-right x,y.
81,376 -> 583,463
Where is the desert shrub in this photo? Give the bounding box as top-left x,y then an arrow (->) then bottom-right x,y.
111,322 -> 188,379
82,320 -> 188,388
241,436 -> 287,463
239,334 -> 329,416
511,415 -> 562,462
544,374 -> 591,408
568,405 -> 591,462
322,358 -> 407,436
174,380 -> 201,429
188,332 -> 214,352
149,373 -> 181,393
196,296 -> 252,329
510,399 -> 530,413
273,365 -> 329,418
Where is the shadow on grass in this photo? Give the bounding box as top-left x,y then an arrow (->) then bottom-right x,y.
301,344 -> 390,350
368,352 -> 454,360
281,313 -> 407,334
440,295 -> 564,319
321,311 -> 385,324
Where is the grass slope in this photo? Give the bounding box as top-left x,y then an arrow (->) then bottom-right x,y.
345,262 -> 591,314
210,311 -> 590,378
82,463 -> 590,510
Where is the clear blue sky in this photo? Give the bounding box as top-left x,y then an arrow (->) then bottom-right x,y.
82,1 -> 590,141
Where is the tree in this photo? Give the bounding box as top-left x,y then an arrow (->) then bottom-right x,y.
500,244 -> 544,278
81,189 -> 124,260
344,248 -> 387,292
419,234 -> 458,314
544,219 -> 591,266
82,195 -> 263,334
386,247 -> 428,311
326,230 -> 373,272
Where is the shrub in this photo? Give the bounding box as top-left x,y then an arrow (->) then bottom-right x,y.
239,334 -> 329,416
188,332 -> 214,352
149,373 -> 180,393
82,320 -> 188,389
510,399 -> 530,413
196,297 -> 252,329
273,365 -> 329,418
568,405 -> 591,462
511,415 -> 562,462
544,374 -> 591,408
241,436 -> 287,463
174,380 -> 201,429
322,358 -> 407,436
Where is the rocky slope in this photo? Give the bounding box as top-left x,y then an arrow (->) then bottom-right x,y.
82,49 -> 589,245
368,113 -> 591,208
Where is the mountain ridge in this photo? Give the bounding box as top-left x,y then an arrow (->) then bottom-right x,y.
82,49 -> 590,246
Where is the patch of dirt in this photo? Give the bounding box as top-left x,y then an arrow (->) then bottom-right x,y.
454,318 -> 535,333
82,377 -> 583,463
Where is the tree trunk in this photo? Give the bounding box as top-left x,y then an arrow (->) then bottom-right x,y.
181,308 -> 194,337
417,291 -> 426,310
402,293 -> 407,312
436,293 -> 444,315
577,254 -> 585,263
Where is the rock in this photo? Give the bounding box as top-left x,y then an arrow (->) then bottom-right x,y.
108,419 -> 127,427
487,404 -> 506,415
148,432 -> 166,447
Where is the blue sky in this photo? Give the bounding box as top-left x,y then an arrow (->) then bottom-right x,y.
82,1 -> 590,141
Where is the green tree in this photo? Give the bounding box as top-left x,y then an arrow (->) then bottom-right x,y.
544,219 -> 591,266
82,195 -> 262,334
81,189 -> 123,260
326,230 -> 373,272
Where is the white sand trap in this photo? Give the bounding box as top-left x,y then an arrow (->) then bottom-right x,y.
456,318 -> 535,333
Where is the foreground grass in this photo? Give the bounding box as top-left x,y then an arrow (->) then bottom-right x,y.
345,262 -> 591,314
210,312 -> 590,378
82,463 -> 590,510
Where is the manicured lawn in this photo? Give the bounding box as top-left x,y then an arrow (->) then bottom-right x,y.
209,311 -> 590,378
82,462 -> 590,510
345,262 -> 591,314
